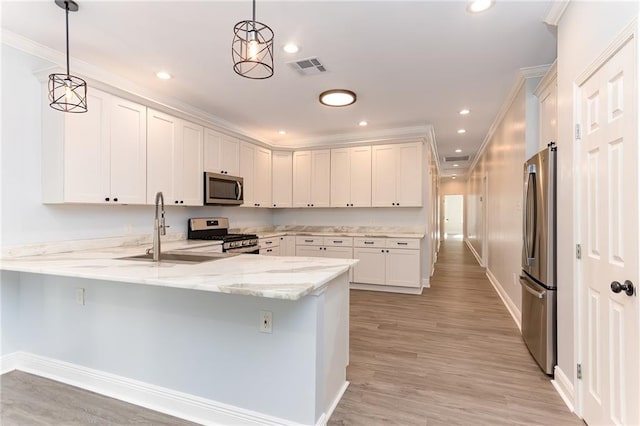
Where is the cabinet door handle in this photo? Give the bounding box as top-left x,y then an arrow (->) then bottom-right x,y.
105,197 -> 110,202
305,239 -> 314,243
333,240 -> 342,244
381,249 -> 384,253
386,250 -> 389,253
174,200 -> 179,204
180,200 -> 184,204
265,241 -> 272,245
113,198 -> 118,202
397,242 -> 408,245
311,204 -> 314,207
397,203 -> 400,206
364,241 -> 374,245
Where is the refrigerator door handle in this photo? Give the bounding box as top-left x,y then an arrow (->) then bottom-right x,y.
520,277 -> 546,299
524,165 -> 537,266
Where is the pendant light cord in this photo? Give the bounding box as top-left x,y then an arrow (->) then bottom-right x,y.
65,0 -> 70,77
252,0 -> 256,30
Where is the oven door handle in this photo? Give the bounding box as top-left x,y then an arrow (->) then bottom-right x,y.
226,245 -> 259,254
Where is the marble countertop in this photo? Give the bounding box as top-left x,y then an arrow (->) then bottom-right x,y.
0,240 -> 356,301
236,226 -> 425,240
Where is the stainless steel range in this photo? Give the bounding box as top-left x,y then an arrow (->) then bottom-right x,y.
188,217 -> 259,254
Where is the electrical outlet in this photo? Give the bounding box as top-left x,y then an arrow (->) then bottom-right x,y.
259,310 -> 272,333
76,288 -> 85,305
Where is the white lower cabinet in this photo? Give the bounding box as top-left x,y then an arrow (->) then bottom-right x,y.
279,236 -> 296,256
295,236 -> 354,280
261,246 -> 280,256
353,238 -> 421,288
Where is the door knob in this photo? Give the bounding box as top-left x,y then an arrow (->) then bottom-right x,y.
611,280 -> 635,296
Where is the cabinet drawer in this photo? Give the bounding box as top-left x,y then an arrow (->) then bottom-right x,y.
353,237 -> 386,248
295,236 -> 323,246
323,236 -> 353,247
259,236 -> 280,249
386,238 -> 420,249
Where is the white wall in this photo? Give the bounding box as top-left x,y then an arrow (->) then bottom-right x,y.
0,45 -> 271,248
555,1 -> 639,392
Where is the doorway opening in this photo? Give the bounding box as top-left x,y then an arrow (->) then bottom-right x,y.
444,194 -> 464,240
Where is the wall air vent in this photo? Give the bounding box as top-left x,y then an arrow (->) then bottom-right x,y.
443,155 -> 470,162
287,57 -> 327,75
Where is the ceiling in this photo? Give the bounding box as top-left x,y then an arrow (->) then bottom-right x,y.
1,1 -> 557,178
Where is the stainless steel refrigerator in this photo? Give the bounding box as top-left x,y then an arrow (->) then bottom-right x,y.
520,144 -> 556,375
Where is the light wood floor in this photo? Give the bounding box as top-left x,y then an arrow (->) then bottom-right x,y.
329,239 -> 582,425
1,240 -> 582,425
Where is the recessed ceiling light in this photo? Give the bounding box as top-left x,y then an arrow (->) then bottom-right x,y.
283,43 -> 299,54
278,130 -> 286,135
359,120 -> 368,126
156,71 -> 172,80
455,149 -> 462,153
453,164 -> 459,167
457,129 -> 466,134
459,109 -> 470,115
467,0 -> 494,14
319,89 -> 357,107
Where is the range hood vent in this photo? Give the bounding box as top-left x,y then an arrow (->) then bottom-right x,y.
443,155 -> 470,162
287,57 -> 327,75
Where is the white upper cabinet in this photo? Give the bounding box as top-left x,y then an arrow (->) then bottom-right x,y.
371,142 -> 422,207
239,141 -> 271,207
272,151 -> 293,207
330,146 -> 371,207
42,87 -> 147,204
293,149 -> 330,207
203,129 -> 239,176
535,63 -> 557,154
147,109 -> 203,206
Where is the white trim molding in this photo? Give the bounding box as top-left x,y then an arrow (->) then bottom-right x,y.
486,269 -> 522,331
2,352 -> 315,426
544,1 -> 570,26
464,238 -> 483,267
551,366 -> 576,413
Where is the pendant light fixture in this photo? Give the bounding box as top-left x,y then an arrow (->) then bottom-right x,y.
232,0 -> 274,79
48,0 -> 87,113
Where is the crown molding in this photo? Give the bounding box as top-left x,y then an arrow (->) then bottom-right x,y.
544,1 -> 570,26
534,60 -> 557,97
466,65 -> 549,177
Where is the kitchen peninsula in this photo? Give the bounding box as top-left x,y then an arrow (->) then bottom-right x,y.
0,238 -> 356,426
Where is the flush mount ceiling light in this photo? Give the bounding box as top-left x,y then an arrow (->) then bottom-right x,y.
453,164 -> 460,167
359,120 -> 368,126
457,129 -> 466,134
319,89 -> 357,107
455,149 -> 463,153
459,108 -> 470,115
232,0 -> 274,79
278,130 -> 287,135
48,0 -> 87,113
156,71 -> 172,80
467,0 -> 494,14
283,43 -> 299,54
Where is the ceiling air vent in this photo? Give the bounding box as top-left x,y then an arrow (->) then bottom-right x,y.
287,57 -> 327,75
443,155 -> 470,162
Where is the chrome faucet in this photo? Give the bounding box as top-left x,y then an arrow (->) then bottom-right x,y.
151,191 -> 169,261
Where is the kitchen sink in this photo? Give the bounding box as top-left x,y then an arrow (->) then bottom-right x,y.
119,252 -> 233,264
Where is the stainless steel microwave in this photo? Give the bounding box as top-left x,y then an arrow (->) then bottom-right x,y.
204,172 -> 243,205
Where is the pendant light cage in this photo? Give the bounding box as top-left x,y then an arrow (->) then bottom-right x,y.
48,73 -> 88,113
232,0 -> 274,80
232,19 -> 274,79
48,0 -> 88,113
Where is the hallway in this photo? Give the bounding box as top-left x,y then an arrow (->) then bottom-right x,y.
329,239 -> 582,425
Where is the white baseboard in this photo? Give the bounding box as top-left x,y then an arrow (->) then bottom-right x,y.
0,351 -> 21,375
316,381 -> 349,426
422,278 -> 430,289
2,352 -> 308,426
464,238 -> 483,267
551,365 -> 576,413
350,283 -> 423,295
486,269 -> 521,331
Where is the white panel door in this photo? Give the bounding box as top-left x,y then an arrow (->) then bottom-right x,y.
272,151 -> 292,207
254,146 -> 272,207
179,121 -> 203,206
396,142 -> 422,207
371,144 -> 397,207
239,142 -> 255,206
146,109 -> 179,204
386,249 -> 420,288
330,148 -> 351,207
311,149 -> 331,207
579,38 -> 638,426
293,151 -> 311,207
353,247 -> 386,285
350,145 -> 372,207
63,88 -> 109,203
109,97 -> 147,204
